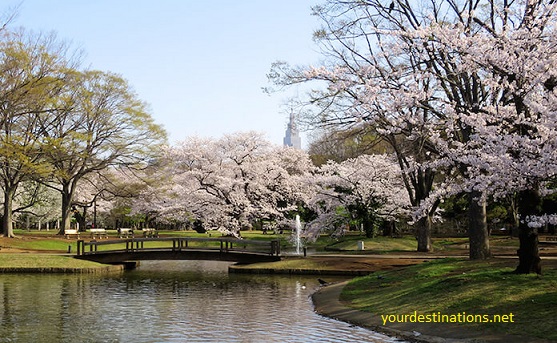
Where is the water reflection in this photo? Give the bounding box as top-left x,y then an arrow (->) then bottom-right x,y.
0,261 -> 402,343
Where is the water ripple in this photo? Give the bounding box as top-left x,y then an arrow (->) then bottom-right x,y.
0,261 -> 403,343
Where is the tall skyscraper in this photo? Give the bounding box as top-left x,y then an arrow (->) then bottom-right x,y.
283,112 -> 301,149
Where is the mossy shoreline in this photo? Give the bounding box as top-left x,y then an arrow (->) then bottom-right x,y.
337,258 -> 557,342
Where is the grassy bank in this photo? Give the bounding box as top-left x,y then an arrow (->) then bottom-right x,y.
1,231 -> 79,251
341,258 -> 557,340
0,254 -> 122,273
321,235 -> 463,253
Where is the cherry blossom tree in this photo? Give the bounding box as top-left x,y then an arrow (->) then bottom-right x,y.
305,153 -> 410,239
410,0 -> 557,273
139,133 -> 409,242
268,1 -> 557,267
268,1 -> 451,253
10,180 -> 61,230
147,132 -> 315,236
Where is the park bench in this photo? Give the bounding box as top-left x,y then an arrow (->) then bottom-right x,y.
64,229 -> 80,239
142,228 -> 159,238
117,228 -> 134,238
540,236 -> 557,243
89,228 -> 108,239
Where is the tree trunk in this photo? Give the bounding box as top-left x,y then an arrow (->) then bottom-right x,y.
468,191 -> 491,259
515,189 -> 542,274
59,187 -> 73,234
382,220 -> 396,237
2,189 -> 15,238
416,215 -> 432,252
362,216 -> 376,238
75,207 -> 87,232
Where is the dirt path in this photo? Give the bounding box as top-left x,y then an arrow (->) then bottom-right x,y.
302,255 -> 433,272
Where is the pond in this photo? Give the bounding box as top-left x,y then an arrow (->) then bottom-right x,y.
0,261 -> 403,343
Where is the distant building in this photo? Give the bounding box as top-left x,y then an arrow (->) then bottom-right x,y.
283,112 -> 301,149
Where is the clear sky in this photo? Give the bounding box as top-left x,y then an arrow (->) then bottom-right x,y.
6,1 -> 321,147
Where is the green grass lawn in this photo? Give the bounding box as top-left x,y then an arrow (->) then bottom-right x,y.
341,258 -> 557,340
3,232 -> 79,251
0,254 -> 115,269
317,234 -> 471,253
322,235 -> 421,252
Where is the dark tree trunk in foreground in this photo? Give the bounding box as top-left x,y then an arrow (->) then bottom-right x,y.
515,189 -> 542,274
416,216 -> 432,252
468,191 -> 491,259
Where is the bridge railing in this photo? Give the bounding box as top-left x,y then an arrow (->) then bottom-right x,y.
76,237 -> 281,257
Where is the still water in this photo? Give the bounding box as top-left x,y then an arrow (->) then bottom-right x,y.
0,261 -> 401,343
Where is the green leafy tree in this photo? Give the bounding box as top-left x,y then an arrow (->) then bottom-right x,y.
41,70 -> 166,233
0,30 -> 74,237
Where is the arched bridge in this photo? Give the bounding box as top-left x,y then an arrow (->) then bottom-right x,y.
75,237 -> 281,264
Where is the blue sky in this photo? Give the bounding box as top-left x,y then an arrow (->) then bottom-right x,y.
7,1 -> 321,147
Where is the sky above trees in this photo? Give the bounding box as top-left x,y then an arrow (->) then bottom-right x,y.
7,0 -> 322,146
